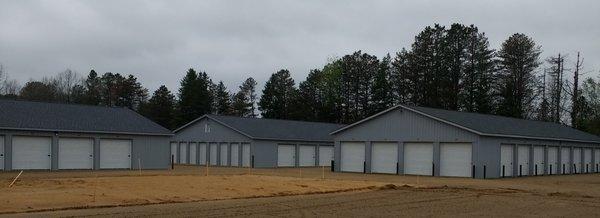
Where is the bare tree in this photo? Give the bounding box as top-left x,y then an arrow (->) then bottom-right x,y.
51,69 -> 83,102
546,53 -> 567,123
570,52 -> 585,128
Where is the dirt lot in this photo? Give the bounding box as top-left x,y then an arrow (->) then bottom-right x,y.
1,165 -> 600,217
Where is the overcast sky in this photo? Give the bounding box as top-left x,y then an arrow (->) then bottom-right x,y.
1,0 -> 599,94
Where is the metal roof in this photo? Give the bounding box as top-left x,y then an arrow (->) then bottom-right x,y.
331,105 -> 600,143
175,114 -> 345,142
0,99 -> 173,136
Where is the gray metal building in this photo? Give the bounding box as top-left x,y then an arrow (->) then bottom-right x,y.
172,115 -> 344,168
0,99 -> 173,171
331,105 -> 600,179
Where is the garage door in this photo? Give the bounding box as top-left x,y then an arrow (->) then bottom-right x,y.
299,145 -> 316,167
573,148 -> 582,173
547,147 -> 558,175
179,142 -> 188,164
561,148 -> 571,174
318,146 -> 334,166
517,146 -> 529,176
231,143 -> 239,167
584,148 -> 592,173
99,139 -> 131,169
371,142 -> 398,174
209,143 -> 218,165
404,143 -> 433,176
595,149 -> 600,173
242,143 -> 251,167
278,144 -> 296,167
189,142 -> 197,165
198,143 -> 207,165
0,136 -> 4,170
12,136 -> 52,170
58,138 -> 93,169
220,143 -> 229,166
341,142 -> 365,172
440,143 -> 472,177
533,146 -> 544,176
170,142 -> 178,163
574,148 -> 583,173
500,144 -> 513,177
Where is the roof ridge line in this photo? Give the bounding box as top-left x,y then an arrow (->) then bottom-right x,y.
0,99 -> 127,110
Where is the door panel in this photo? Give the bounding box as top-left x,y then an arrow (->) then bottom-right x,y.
299,145 -> 316,167
58,138 -> 93,169
12,136 -> 52,170
99,139 -> 131,169
340,142 -> 365,172
440,143 -> 472,177
500,144 -> 513,177
403,143 -> 433,176
277,144 -> 296,167
371,142 -> 398,174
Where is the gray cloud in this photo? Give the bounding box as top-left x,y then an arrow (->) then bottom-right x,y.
1,0 -> 599,93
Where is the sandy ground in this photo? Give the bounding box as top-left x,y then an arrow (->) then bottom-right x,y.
12,187 -> 600,218
1,165 -> 600,216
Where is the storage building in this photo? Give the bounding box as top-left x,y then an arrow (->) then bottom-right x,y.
331,105 -> 600,178
172,115 -> 344,168
0,99 -> 173,171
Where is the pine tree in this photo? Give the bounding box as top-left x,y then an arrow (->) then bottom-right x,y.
175,69 -> 213,126
460,25 -> 495,113
496,33 -> 542,119
259,69 -> 299,119
339,51 -> 379,123
231,77 -> 257,117
213,81 -> 232,115
139,85 -> 176,129
370,54 -> 394,114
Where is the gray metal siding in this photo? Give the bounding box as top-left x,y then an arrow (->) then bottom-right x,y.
334,108 -> 478,142
173,117 -> 250,142
0,130 -> 170,170
332,107 -> 600,179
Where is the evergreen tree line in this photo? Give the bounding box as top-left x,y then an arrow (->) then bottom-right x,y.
0,23 -> 599,135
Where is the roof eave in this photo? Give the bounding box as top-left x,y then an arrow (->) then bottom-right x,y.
0,127 -> 174,136
330,105 -> 600,144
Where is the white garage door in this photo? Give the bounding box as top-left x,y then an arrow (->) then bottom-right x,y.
170,142 -> 178,163
500,144 -> 513,177
547,147 -> 558,175
0,136 -> 4,170
595,149 -> 600,173
179,142 -> 188,164
404,143 -> 433,176
440,143 -> 472,177
533,146 -> 544,176
561,148 -> 571,174
584,148 -> 592,173
278,144 -> 296,167
12,136 -> 52,170
198,143 -> 207,165
220,143 -> 229,166
189,143 -> 197,165
371,142 -> 398,174
99,139 -> 131,169
341,142 -> 365,172
242,143 -> 251,167
210,143 -> 218,165
318,146 -> 334,166
573,148 -> 582,173
230,143 -> 239,167
517,146 -> 529,176
299,145 -> 316,167
58,138 -> 93,169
